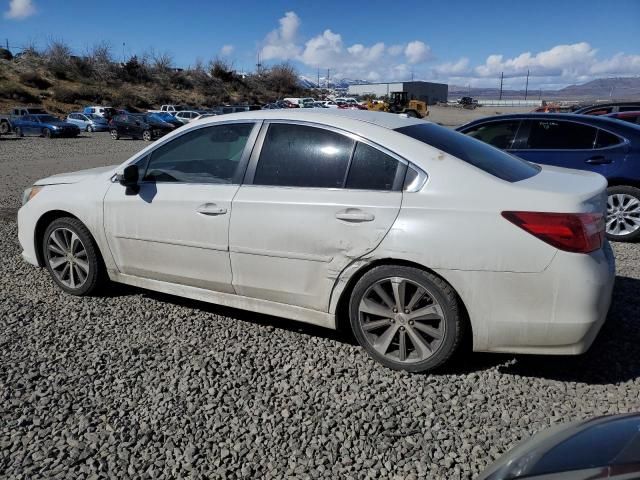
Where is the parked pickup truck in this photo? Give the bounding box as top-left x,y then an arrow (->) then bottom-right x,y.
147,105 -> 188,114
0,106 -> 49,135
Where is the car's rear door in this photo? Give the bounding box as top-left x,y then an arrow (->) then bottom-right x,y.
228,121 -> 405,312
103,121 -> 259,292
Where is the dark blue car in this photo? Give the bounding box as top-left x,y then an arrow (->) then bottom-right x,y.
457,113 -> 640,242
13,114 -> 80,138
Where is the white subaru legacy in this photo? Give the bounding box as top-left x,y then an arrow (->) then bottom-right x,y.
18,110 -> 615,372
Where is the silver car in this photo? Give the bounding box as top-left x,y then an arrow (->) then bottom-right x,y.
66,113 -> 109,132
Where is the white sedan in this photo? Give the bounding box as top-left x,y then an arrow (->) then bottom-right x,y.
17,110 -> 615,372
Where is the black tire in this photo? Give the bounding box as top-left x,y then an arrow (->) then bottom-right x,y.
110,128 -> 119,140
142,130 -> 152,142
43,128 -> 52,138
0,121 -> 10,135
87,125 -> 93,132
42,217 -> 105,296
606,185 -> 640,242
14,126 -> 23,137
349,265 -> 463,372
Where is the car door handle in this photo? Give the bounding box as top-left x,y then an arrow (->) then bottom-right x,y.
585,156 -> 612,165
335,208 -> 375,223
196,203 -> 227,216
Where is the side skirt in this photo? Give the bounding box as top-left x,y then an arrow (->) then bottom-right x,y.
109,271 -> 336,330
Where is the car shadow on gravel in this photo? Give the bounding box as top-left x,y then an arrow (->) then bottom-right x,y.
107,285 -> 357,345
98,275 -> 640,379
497,275 -> 640,385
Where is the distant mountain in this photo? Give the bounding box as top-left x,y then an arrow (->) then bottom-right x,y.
449,77 -> 640,101
298,75 -> 371,89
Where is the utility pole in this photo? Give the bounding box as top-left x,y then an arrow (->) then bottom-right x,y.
499,72 -> 504,100
524,69 -> 529,100
5,39 -> 9,51
317,67 -> 320,88
326,68 -> 330,89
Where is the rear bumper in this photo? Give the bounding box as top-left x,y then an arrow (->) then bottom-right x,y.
438,242 -> 616,355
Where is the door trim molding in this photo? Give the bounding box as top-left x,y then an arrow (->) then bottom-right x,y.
113,234 -> 228,252
230,245 -> 333,262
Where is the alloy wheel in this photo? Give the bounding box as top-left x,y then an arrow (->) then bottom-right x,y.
607,193 -> 640,237
358,277 -> 446,364
110,129 -> 119,140
142,130 -> 152,141
46,227 -> 89,289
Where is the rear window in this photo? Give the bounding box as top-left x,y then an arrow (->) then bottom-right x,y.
395,123 -> 539,182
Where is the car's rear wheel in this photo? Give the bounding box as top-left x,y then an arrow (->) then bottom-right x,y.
14,126 -> 23,137
110,128 -> 119,140
42,217 -> 104,296
0,121 -> 10,135
142,130 -> 152,141
87,125 -> 94,132
606,186 -> 640,242
349,265 -> 463,372
42,128 -> 52,138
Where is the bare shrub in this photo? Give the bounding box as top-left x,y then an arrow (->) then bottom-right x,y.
19,71 -> 52,89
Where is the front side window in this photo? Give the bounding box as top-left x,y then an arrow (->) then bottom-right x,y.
525,120 -> 597,149
253,124 -> 354,188
464,120 -> 521,149
345,142 -> 401,191
396,123 -> 539,183
143,123 -> 254,184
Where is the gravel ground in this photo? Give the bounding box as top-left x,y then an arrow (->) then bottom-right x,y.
2,133 -> 640,479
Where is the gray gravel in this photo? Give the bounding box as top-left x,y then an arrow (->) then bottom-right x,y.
2,134 -> 640,479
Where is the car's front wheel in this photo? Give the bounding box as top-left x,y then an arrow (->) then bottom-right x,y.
349,266 -> 463,372
42,217 -> 105,295
87,125 -> 94,132
110,128 -> 119,140
142,130 -> 152,141
42,128 -> 52,138
606,186 -> 640,242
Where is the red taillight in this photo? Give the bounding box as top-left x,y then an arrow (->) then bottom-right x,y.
502,211 -> 604,253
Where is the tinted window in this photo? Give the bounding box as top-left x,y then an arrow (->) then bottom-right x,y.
346,142 -> 400,191
525,417 -> 640,477
464,121 -> 520,149
396,123 -> 539,182
595,129 -> 623,149
619,106 -> 640,112
144,123 -> 254,183
526,120 -> 597,149
254,124 -> 354,188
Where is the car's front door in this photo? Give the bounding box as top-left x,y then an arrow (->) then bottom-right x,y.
229,121 -> 405,311
509,119 -> 625,176
103,121 -> 259,292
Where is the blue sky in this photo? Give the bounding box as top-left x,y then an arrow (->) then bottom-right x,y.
2,0 -> 639,89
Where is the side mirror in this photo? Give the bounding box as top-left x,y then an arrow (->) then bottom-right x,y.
116,164 -> 139,188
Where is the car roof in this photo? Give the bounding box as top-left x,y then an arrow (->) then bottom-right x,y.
192,108 -> 425,130
457,112 -> 640,136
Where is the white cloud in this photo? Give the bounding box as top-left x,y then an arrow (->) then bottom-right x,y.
433,57 -> 471,76
405,41 -> 431,64
590,52 -> 640,76
220,45 -> 234,56
260,11 -> 301,61
4,0 -> 36,19
387,44 -> 404,56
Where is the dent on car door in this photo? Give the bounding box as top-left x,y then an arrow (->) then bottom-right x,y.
229,122 -> 405,311
103,122 -> 259,292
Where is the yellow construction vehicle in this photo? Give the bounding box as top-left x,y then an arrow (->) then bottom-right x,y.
366,91 -> 428,118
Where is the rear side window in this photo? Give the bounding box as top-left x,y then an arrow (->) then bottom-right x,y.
254,124 -> 354,188
595,129 -> 623,149
346,142 -> 401,191
525,120 -> 597,149
396,123 -> 539,182
463,120 -> 520,149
